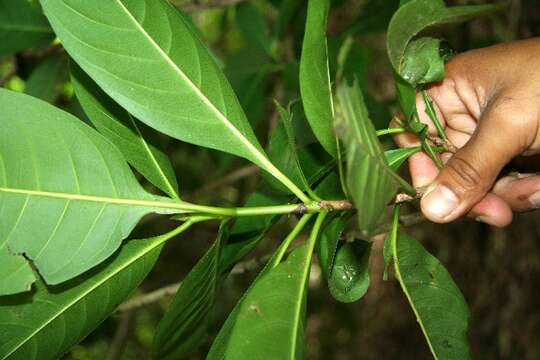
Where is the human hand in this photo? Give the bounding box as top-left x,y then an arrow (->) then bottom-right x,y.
394,38 -> 540,227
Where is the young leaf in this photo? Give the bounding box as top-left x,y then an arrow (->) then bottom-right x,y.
152,221 -> 230,360
0,222 -> 193,360
387,0 -> 506,81
209,213 -> 327,359
401,37 -> 445,87
335,79 -> 413,234
263,102 -> 312,195
328,240 -> 371,303
300,0 -> 338,158
385,146 -> 422,172
25,55 -> 68,103
71,63 -> 180,199
40,0 -> 306,201
390,230 -> 470,359
0,0 -> 54,55
0,89 -> 183,294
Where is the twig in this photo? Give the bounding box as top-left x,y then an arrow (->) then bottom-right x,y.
394,186 -> 427,204
105,310 -> 134,360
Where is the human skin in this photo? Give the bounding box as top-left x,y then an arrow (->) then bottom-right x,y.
394,38 -> 540,227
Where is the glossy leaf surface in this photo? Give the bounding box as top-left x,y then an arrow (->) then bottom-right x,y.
152,221 -> 230,360
300,0 -> 337,158
40,0 -> 297,195
391,231 -> 470,359
0,224 -> 191,360
329,240 -> 371,303
335,79 -> 411,234
0,89 -> 178,294
0,0 -> 54,55
71,63 -> 180,199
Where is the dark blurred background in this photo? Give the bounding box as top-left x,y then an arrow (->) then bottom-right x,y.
3,0 -> 539,359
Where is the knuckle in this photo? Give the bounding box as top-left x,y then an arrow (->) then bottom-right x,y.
445,156 -> 484,192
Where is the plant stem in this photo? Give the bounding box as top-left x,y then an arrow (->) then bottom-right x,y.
376,127 -> 407,137
421,90 -> 447,141
421,140 -> 443,170
271,213 -> 314,267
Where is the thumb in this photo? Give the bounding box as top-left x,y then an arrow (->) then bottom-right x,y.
420,100 -> 529,223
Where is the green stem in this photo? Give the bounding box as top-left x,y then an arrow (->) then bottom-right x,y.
271,213 -> 314,267
336,136 -> 349,198
421,140 -> 443,170
376,128 -> 407,137
421,90 -> 447,141
306,211 -> 328,255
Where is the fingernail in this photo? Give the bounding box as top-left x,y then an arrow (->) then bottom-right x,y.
528,191 -> 540,208
421,184 -> 459,220
475,216 -> 489,224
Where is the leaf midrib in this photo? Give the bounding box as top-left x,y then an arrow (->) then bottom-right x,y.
1,222 -> 193,360
0,187 -> 186,211
113,0 -> 269,170
392,232 -> 438,360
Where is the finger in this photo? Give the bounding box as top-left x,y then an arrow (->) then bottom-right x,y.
493,174 -> 540,211
446,128 -> 471,149
409,152 -> 438,188
468,193 -> 513,227
420,98 -> 528,223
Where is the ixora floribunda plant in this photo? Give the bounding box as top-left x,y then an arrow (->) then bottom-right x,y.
0,0 -> 507,359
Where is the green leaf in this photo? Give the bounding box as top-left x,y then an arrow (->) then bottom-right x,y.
300,0 -> 338,158
263,102 -> 312,195
401,37 -> 445,87
236,2 -> 274,56
25,55 -> 68,103
387,0 -> 506,81
152,220 -> 230,360
70,63 -> 180,199
395,74 -> 417,120
0,0 -> 54,55
328,240 -> 371,303
390,230 -> 470,359
40,0 -> 306,201
385,146 -> 422,172
318,213 -> 350,275
335,79 -> 413,234
0,89 -> 183,295
0,222 -> 193,360
209,213 -> 327,359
